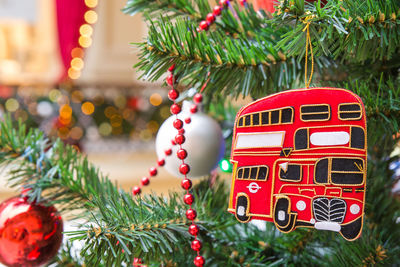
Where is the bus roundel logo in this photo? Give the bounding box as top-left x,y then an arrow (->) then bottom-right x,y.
247,182 -> 261,193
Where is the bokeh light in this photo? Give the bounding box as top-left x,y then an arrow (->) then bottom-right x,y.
71,47 -> 84,58
78,36 -> 92,48
149,93 -> 162,106
84,10 -> 98,24
5,98 -> 19,112
81,101 -> 95,115
79,24 -> 93,37
71,58 -> 84,70
85,0 -> 98,8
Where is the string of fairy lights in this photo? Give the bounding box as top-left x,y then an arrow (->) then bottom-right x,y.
68,0 -> 99,80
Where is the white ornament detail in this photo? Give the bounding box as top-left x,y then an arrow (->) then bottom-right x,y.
350,204 -> 360,214
314,221 -> 341,232
296,200 -> 306,211
310,218 -> 316,224
155,101 -> 224,178
310,131 -> 350,146
235,132 -> 285,149
279,162 -> 288,172
277,210 -> 285,221
247,182 -> 261,193
237,206 -> 245,216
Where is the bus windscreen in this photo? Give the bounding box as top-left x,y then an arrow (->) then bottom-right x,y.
235,132 -> 285,149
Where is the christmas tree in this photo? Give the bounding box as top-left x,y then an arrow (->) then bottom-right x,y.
0,0 -> 400,266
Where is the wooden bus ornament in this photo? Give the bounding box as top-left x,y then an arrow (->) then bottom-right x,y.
228,88 -> 367,241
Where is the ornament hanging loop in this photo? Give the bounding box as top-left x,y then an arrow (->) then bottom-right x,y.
302,14 -> 315,88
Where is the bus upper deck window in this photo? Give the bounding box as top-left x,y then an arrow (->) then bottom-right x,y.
300,104 -> 330,121
338,103 -> 362,120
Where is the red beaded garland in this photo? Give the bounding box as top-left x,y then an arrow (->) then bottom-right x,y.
149,167 -> 157,176
188,224 -> 199,236
186,209 -> 197,220
199,20 -> 209,31
133,258 -> 143,267
170,103 -> 182,114
166,73 -> 174,86
168,89 -> 179,101
157,159 -> 165,166
181,178 -> 192,190
184,193 -> 194,205
168,64 -> 175,72
191,239 -> 202,251
165,148 -> 172,156
194,256 -> 205,267
219,0 -> 229,7
213,5 -> 222,16
185,117 -> 191,124
190,104 -> 198,114
175,134 -> 185,145
193,93 -> 203,103
177,149 -> 188,160
171,139 -> 177,145
173,119 -> 183,129
133,186 -> 141,195
141,177 -> 150,186
179,163 -> 190,175
178,128 -> 185,134
206,13 -> 216,24
239,0 -> 247,6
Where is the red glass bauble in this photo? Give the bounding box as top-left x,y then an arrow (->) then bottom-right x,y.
165,148 -> 172,156
173,119 -> 183,130
133,186 -> 141,195
170,104 -> 182,115
177,149 -> 188,160
181,179 -> 192,190
190,104 -> 198,114
183,193 -> 194,205
184,117 -> 191,124
168,64 -> 175,72
149,167 -> 158,176
166,73 -> 174,86
141,177 -> 150,186
206,13 -> 215,24
213,6 -> 222,16
199,21 -> 209,31
168,89 -> 179,101
188,224 -> 199,236
175,134 -> 185,145
194,255 -> 205,267
191,239 -> 202,251
219,0 -> 229,7
193,93 -> 203,104
186,209 -> 197,220
0,197 -> 63,267
179,163 -> 190,175
157,159 -> 165,166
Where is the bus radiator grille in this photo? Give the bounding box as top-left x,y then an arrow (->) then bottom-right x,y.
312,198 -> 346,224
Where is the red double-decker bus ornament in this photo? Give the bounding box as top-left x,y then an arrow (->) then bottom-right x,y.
228,87 -> 367,241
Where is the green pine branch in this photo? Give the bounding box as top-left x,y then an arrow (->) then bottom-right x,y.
273,0 -> 400,62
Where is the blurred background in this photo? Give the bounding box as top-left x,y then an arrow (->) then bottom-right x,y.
0,0 -> 232,200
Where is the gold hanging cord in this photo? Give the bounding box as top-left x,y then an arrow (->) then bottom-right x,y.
302,14 -> 315,88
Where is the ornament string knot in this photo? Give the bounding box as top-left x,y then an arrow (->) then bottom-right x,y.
302,14 -> 315,88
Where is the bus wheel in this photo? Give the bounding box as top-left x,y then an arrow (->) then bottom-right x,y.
340,217 -> 362,241
235,195 -> 251,223
273,197 -> 297,233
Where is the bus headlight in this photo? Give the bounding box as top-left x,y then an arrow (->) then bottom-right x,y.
296,200 -> 306,211
350,204 -> 360,214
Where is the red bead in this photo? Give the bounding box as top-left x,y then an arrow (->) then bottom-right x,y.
213,6 -> 222,16
190,104 -> 198,114
206,13 -> 215,24
179,163 -> 190,175
149,167 -> 157,176
168,89 -> 179,101
157,159 -> 165,166
239,0 -> 247,6
185,117 -> 191,124
194,256 -> 205,267
219,0 -> 229,7
181,178 -> 192,190
165,148 -> 172,156
178,128 -> 185,134
171,139 -> 177,145
188,224 -> 199,236
133,186 -> 141,195
175,134 -> 185,145
184,193 -> 194,205
177,149 -> 188,160
166,73 -> 174,86
168,64 -> 175,72
199,20 -> 209,31
186,208 -> 197,220
170,103 -> 181,115
133,258 -> 143,267
141,177 -> 150,186
0,197 -> 63,267
191,239 -> 202,251
193,93 -> 203,103
173,119 -> 183,130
